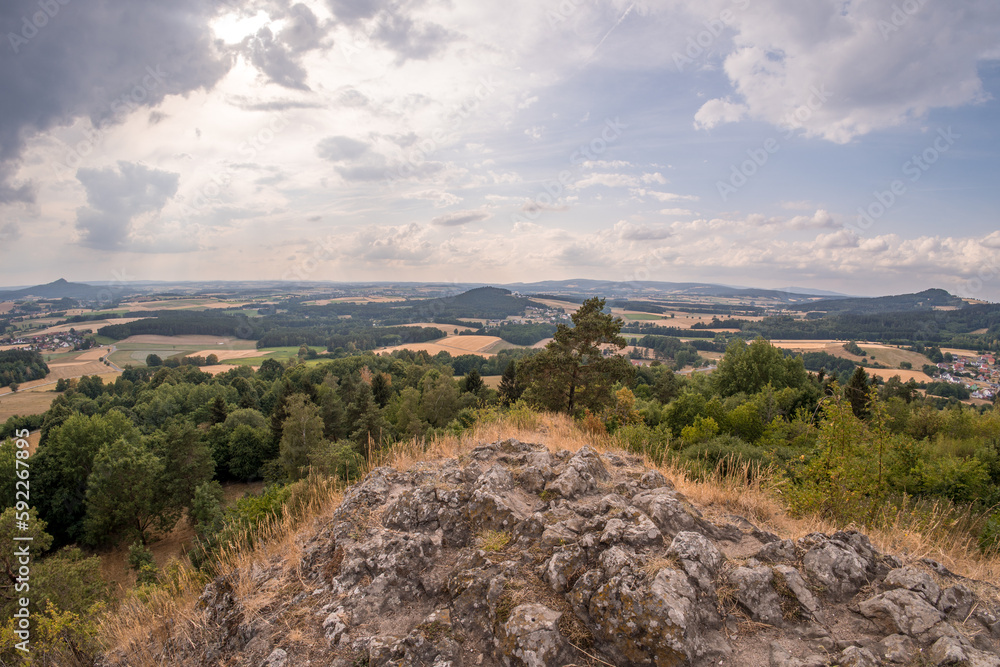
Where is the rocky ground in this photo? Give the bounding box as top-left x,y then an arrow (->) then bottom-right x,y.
102,439 -> 1000,666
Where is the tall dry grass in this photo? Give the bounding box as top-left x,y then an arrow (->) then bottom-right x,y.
97,410 -> 1000,661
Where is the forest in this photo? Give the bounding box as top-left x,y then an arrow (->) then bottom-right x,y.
0,350 -> 49,388
1,297 -> 998,661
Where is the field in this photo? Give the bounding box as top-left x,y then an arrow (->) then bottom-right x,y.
109,335 -> 259,367
391,322 -> 479,333
866,368 -> 936,383
773,340 -> 930,366
120,298 -> 244,311
378,335 -> 515,357
20,316 -> 150,336
0,390 -> 59,422
0,302 -> 13,314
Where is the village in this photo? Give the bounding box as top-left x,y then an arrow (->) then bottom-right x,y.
936,352 -> 999,400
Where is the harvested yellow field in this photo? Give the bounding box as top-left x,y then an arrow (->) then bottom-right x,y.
773,340 -> 929,369
0,392 -> 57,422
379,335 -> 510,357
0,344 -> 29,351
75,346 -> 113,361
190,349 -> 269,360
200,364 -> 256,375
866,368 -> 934,383
0,302 -> 14,314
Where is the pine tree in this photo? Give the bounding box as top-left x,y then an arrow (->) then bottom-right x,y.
519,297 -> 633,414
498,361 -> 522,407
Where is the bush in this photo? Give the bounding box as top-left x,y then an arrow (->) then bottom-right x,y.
980,512 -> 1000,555
309,441 -> 366,481
677,434 -> 769,478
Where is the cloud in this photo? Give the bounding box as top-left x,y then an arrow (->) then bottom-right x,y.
631,189 -> 699,202
693,98 -> 748,130
614,221 -> 672,241
692,0 -> 999,141
316,136 -> 371,161
0,0 -> 231,203
74,161 -> 179,250
431,210 -> 491,227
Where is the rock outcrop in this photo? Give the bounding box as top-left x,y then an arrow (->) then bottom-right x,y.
100,439 -> 1000,666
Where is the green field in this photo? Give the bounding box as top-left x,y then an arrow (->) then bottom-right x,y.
217,346 -> 301,366
624,313 -> 664,321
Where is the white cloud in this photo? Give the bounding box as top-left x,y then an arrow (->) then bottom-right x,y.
692,0 -> 999,141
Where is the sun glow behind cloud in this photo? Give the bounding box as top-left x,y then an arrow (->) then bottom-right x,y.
0,0 -> 998,298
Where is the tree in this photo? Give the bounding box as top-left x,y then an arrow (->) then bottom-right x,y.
348,383 -> 390,450
498,361 -> 523,407
845,366 -> 872,418
712,337 -> 808,397
210,396 -> 228,425
32,410 -> 140,544
83,438 -> 167,545
279,394 -> 326,480
228,424 -> 270,481
189,480 -> 224,539
145,354 -> 162,367
519,297 -> 633,414
371,372 -> 392,408
462,369 -> 485,395
0,508 -> 52,612
146,420 -> 215,514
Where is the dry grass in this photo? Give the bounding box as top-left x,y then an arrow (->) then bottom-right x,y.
0,390 -> 58,421
96,410 -> 1000,663
97,474 -> 344,665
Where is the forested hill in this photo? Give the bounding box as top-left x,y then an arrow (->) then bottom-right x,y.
741,302 -> 1000,347
790,288 -> 967,314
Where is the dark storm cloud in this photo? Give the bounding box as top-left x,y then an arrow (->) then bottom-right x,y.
0,0 -> 232,203
74,161 -> 179,250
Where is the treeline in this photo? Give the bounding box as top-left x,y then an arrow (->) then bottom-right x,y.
691,317 -> 747,329
0,349 -> 49,387
621,324 -> 716,338
257,324 -> 445,350
482,322 -> 556,345
739,304 -> 1000,349
98,311 -> 260,339
635,335 -> 704,368
610,300 -> 667,314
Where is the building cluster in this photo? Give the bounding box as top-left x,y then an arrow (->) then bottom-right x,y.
4,331 -> 90,352
936,353 -> 998,400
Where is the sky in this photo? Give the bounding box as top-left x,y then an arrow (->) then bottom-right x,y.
1,0 -> 999,299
